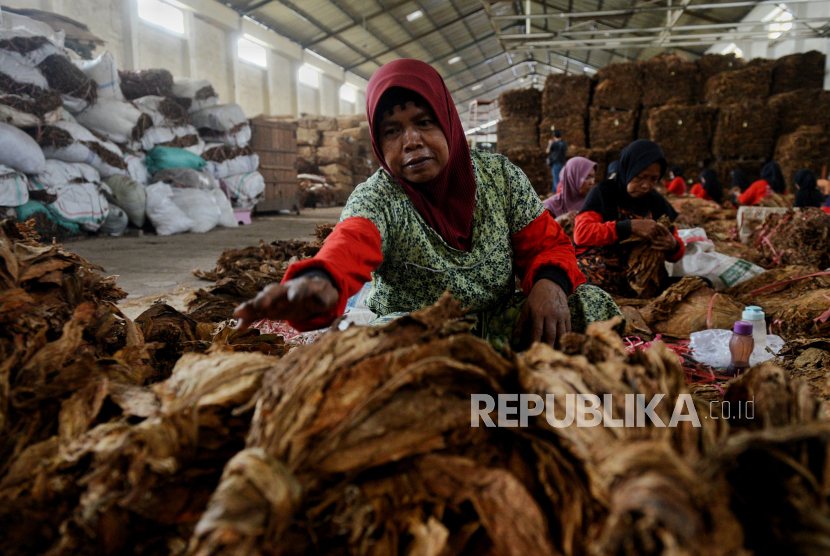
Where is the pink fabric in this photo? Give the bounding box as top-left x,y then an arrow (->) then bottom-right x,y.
366,59 -> 477,251
543,157 -> 596,217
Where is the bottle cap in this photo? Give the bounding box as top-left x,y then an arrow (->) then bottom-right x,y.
742,306 -> 765,320
734,320 -> 754,335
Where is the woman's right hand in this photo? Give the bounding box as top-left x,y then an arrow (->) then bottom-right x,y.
234,275 -> 339,330
629,219 -> 659,239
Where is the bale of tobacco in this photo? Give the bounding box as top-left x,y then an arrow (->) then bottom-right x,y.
498,88 -> 541,119
118,69 -> 174,100
712,101 -> 777,160
592,61 -> 642,111
703,64 -> 772,107
503,147 -> 551,194
540,73 -> 591,118
641,53 -> 701,108
538,114 -> 586,149
772,50 -> 826,95
775,337 -> 830,403
774,125 -> 830,187
497,116 -> 540,151
696,53 -> 745,85
628,275 -> 745,339
647,105 -> 716,164
567,146 -> 607,182
746,207 -> 830,269
588,107 -> 637,149
768,89 -> 830,135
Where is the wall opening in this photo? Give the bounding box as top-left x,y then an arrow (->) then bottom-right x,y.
137,0 -> 185,35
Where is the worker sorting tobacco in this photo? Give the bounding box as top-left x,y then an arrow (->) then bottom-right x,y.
573,140 -> 686,297
235,59 -> 621,349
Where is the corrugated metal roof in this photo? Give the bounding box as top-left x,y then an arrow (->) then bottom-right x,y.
224,0 -> 819,119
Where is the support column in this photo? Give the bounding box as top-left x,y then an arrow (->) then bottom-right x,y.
184,10 -> 198,77
119,0 -> 141,70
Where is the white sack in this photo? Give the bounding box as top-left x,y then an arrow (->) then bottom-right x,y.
736,206 -> 791,243
665,234 -> 765,290
74,97 -> 143,144
190,104 -> 246,132
210,188 -> 237,228
0,121 -> 45,174
125,153 -> 149,185
152,167 -> 217,190
40,121 -> 127,178
0,99 -> 61,127
199,124 -> 251,148
1,12 -> 64,47
222,171 -> 265,211
0,53 -> 50,89
145,181 -> 194,236
203,153 -> 259,179
73,51 -> 122,99
0,164 -> 29,206
35,159 -> 101,190
50,180 -> 110,232
98,203 -> 129,235
170,187 -> 220,233
0,28 -> 63,66
137,125 -> 204,154
172,77 -> 213,98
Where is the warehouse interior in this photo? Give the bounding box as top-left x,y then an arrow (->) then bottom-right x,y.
5,1 -> 830,555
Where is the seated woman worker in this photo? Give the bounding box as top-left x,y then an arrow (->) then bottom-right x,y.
738,161 -> 785,206
665,165 -> 687,195
234,59 -> 621,350
573,140 -> 686,297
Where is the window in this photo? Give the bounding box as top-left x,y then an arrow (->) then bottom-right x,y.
299,65 -> 320,88
721,43 -> 743,58
137,0 -> 184,35
237,37 -> 267,67
768,10 -> 793,39
340,84 -> 356,103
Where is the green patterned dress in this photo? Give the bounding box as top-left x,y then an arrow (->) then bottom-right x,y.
340,148 -> 622,350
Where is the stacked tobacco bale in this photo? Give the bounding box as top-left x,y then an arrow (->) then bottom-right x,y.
590,62 -> 640,150
538,72 -> 590,149
292,113 -> 377,206
496,88 -> 541,150
503,147 -> 551,194
646,105 -> 716,173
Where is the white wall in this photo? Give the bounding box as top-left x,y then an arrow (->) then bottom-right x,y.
706,0 -> 830,88
7,0 -> 369,118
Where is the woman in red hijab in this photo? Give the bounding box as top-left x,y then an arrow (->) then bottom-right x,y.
235,59 -> 621,349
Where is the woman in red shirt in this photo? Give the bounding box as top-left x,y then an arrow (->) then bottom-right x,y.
737,162 -> 784,206
573,140 -> 685,297
665,165 -> 687,195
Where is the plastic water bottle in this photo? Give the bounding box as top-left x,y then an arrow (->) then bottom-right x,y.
726,321 -> 755,378
742,306 -> 766,351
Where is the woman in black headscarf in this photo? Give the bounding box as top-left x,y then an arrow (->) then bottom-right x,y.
730,169 -> 751,207
794,169 -> 825,208
737,162 -> 786,206
574,140 -> 686,297
700,169 -> 723,204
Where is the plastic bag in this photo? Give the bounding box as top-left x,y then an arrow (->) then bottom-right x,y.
690,329 -> 785,368
221,171 -> 265,210
145,181 -> 194,236
98,203 -> 129,235
138,125 -> 204,154
125,153 -> 149,185
210,188 -> 238,228
0,122 -> 45,174
665,229 -> 765,290
203,153 -> 260,179
170,188 -> 220,233
74,97 -> 143,144
152,167 -> 217,190
39,121 -> 127,178
189,103 -> 246,132
50,181 -> 110,232
145,146 -> 206,175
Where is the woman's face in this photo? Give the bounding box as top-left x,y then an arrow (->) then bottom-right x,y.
378,101 -> 449,184
626,162 -> 662,198
578,168 -> 596,196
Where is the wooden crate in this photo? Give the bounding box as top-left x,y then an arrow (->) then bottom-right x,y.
250,116 -> 299,213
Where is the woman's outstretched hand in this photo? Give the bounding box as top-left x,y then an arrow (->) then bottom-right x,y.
234,275 -> 339,330
517,279 -> 571,348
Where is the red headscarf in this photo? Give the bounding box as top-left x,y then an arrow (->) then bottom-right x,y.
366,59 -> 477,251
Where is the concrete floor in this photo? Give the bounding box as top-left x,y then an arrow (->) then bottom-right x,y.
64,208 -> 343,312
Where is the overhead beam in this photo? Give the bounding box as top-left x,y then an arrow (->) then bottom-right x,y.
344,6 -> 486,70
492,0 -> 827,20
301,0 -> 414,47
511,31 -> 821,51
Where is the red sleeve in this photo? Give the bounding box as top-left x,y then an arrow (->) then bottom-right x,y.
666,227 -> 686,263
738,180 -> 767,206
823,206 -> 830,215
574,210 -> 618,249
511,211 -> 586,295
281,217 -> 383,331
690,183 -> 711,201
